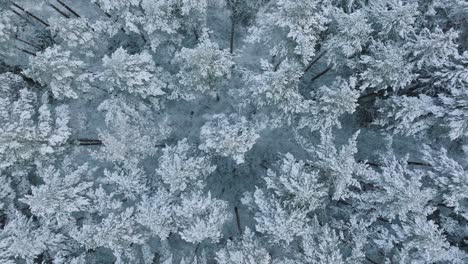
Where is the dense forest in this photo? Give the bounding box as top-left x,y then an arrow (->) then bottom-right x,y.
0,0 -> 468,263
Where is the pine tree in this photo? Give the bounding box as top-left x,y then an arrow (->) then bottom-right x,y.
243,59 -> 309,122
1,0 -> 467,262
299,77 -> 360,131
199,113 -> 260,164
48,17 -> 119,58
358,156 -> 435,221
324,8 -> 373,67
0,210 -> 65,264
97,97 -> 171,163
21,161 -> 94,226
242,188 -> 308,244
423,146 -> 468,216
302,127 -> 370,201
175,191 -> 230,243
97,47 -> 168,99
173,30 -> 234,100
248,0 -> 332,64
264,153 -> 327,211
0,73 -> 71,169
156,138 -> 216,193
216,227 -> 272,264
24,45 -> 87,99
136,189 -> 175,240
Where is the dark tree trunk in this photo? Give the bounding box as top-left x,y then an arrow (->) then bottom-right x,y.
57,0 -> 81,17
48,4 -> 70,18
230,18 -> 235,54
310,66 -> 332,82
11,3 -> 50,27
234,206 -> 242,235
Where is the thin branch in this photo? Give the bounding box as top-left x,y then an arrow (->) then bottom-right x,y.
56,0 -> 81,17
310,66 -> 332,82
48,3 -> 70,18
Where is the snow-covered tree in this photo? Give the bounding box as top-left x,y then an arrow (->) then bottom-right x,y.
24,45 -> 87,99
0,173 -> 14,211
21,161 -> 93,226
243,59 -> 309,122
300,127 -> 370,201
0,10 -> 16,57
96,47 -> 168,99
359,41 -> 416,92
173,31 -> 234,100
423,146 -> 468,216
175,191 -> 230,243
136,189 -> 175,240
406,27 -> 460,70
2,0 -> 468,262
93,0 -> 208,49
375,94 -> 442,137
324,8 -> 373,67
377,87 -> 468,140
248,0 -> 332,64
384,216 -> 467,263
48,17 -> 119,58
102,161 -> 149,200
0,210 -> 64,264
0,74 -> 71,169
199,113 -> 260,164
72,207 -> 147,264
97,97 -> 171,163
242,188 -> 308,244
156,138 -> 216,193
264,153 -> 327,211
300,218 -> 346,264
358,156 -> 435,221
366,0 -> 419,40
216,227 -> 271,264
299,77 -> 360,131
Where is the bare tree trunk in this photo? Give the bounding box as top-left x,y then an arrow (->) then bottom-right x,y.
310,66 -> 332,82
15,47 -> 36,56
234,206 -> 242,235
77,139 -> 102,146
303,51 -> 326,74
359,159 -> 431,167
9,8 -> 31,24
229,18 -> 235,54
48,4 -> 70,18
15,37 -> 40,49
94,2 -> 112,18
11,3 -> 50,27
56,0 -> 81,17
